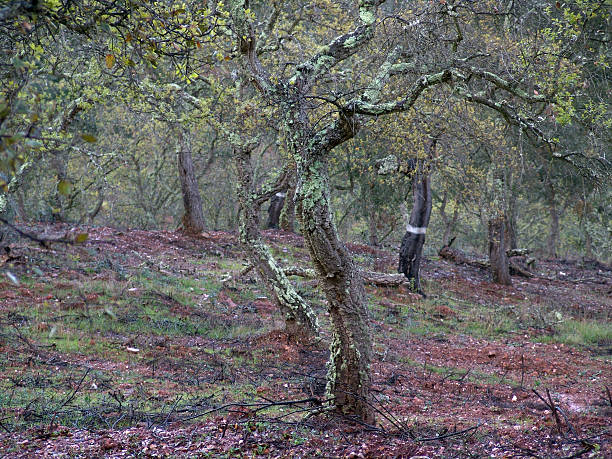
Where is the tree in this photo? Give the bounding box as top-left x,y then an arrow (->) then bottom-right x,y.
176,128 -> 206,234
397,136 -> 437,295
223,0 -> 608,420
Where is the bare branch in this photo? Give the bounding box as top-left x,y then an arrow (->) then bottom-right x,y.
345,70 -> 453,115
291,0 -> 384,87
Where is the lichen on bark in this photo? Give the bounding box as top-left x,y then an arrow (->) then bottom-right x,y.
234,145 -> 319,338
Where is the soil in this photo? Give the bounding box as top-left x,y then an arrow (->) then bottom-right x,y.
0,223 -> 610,458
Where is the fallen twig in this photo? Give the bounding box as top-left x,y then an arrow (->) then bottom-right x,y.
49,368 -> 91,429
414,422 -> 482,442
0,217 -> 74,246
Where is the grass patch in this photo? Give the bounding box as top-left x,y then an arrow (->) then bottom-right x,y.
554,319 -> 612,347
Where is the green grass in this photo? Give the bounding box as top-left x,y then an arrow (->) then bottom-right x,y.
397,356 -> 514,386
554,319 -> 612,347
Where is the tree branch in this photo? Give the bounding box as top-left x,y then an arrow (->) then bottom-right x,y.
290,0 -> 384,87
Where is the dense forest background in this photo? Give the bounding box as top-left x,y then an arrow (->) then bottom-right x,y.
1,0 -> 609,262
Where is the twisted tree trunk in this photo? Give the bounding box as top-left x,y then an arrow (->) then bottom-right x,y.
234,146 -> 318,338
295,155 -> 373,423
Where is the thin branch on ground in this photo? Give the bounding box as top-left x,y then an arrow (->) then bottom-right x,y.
0,217 -> 78,246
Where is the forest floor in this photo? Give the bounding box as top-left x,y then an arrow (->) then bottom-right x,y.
0,223 -> 610,458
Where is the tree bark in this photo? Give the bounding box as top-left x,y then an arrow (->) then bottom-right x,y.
368,208 -> 379,247
87,188 -> 104,224
266,192 -> 285,229
234,146 -> 318,338
50,152 -> 68,222
398,138 -> 436,295
284,265 -> 428,289
547,202 -> 559,258
295,154 -> 373,423
177,131 -> 206,234
488,215 -> 512,285
279,165 -> 296,232
507,193 -> 518,251
584,228 -> 593,260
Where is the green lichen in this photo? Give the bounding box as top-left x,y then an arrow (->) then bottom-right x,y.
313,55 -> 335,74
344,35 -> 358,48
297,160 -> 327,229
359,7 -> 375,25
376,155 -> 399,175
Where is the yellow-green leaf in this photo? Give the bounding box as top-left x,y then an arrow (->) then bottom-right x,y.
57,179 -> 72,196
81,134 -> 97,143
105,53 -> 115,69
75,233 -> 89,243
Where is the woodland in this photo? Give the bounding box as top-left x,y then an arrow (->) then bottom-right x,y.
0,0 -> 611,458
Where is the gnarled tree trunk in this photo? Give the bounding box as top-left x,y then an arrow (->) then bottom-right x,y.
177,130 -> 206,234
294,141 -> 373,423
488,215 -> 512,285
234,146 -> 318,338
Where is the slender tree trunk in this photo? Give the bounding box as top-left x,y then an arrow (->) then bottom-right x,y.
87,189 -> 104,224
368,208 -> 379,247
14,190 -> 27,222
584,227 -> 593,260
398,138 -> 436,295
234,146 -> 318,338
507,193 -> 518,251
279,165 -> 296,232
398,173 -> 432,294
441,205 -> 459,248
50,152 -> 68,222
266,193 -> 285,229
177,131 -> 206,234
363,183 -> 379,247
488,215 -> 512,285
294,145 -> 373,422
547,203 -> 559,258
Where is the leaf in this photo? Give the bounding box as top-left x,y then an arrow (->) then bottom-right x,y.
81,133 -> 97,143
105,53 -> 115,69
75,233 -> 89,243
57,179 -> 72,196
